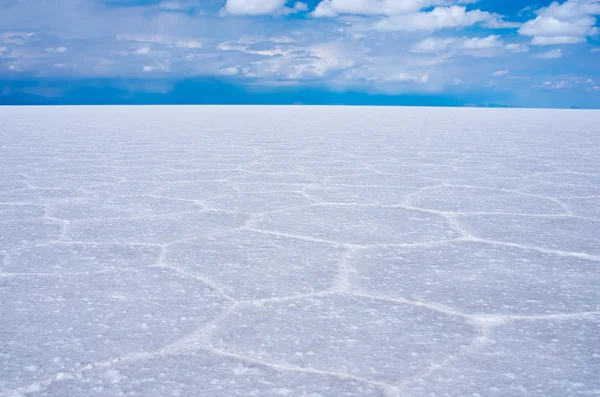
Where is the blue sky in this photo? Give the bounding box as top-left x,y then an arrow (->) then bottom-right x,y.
1,0 -> 599,107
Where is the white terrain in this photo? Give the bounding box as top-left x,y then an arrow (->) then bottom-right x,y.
0,105 -> 599,397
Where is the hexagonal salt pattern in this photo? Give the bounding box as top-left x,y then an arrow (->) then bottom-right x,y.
304,186 -> 416,206
65,212 -> 247,244
0,267 -> 229,390
349,242 -> 600,316
34,350 -> 389,397
204,191 -> 315,213
1,106 -> 599,397
402,316 -> 600,397
210,295 -> 476,384
0,204 -> 46,222
4,243 -> 162,273
254,205 -> 460,245
0,220 -> 63,250
48,196 -> 204,222
166,230 -> 345,300
564,197 -> 600,219
459,214 -> 600,256
409,186 -> 566,214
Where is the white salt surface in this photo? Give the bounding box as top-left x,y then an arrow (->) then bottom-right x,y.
0,106 -> 599,397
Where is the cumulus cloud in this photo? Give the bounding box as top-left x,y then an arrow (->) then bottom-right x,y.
536,48 -> 564,58
373,6 -> 502,32
311,0 -> 488,17
461,35 -> 504,49
538,0 -> 600,18
505,43 -> 530,52
1,0 -> 598,101
221,0 -> 297,16
585,78 -> 600,91
412,35 -> 503,52
293,2 -> 308,11
520,16 -> 597,37
531,35 -> 587,44
134,47 -> 151,55
314,0 -> 442,17
412,37 -> 457,52
219,39 -> 358,80
519,0 -> 600,45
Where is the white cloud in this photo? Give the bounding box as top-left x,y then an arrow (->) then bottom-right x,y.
117,35 -> 202,49
158,1 -> 183,10
177,40 -> 202,49
233,35 -> 296,45
1,32 -> 35,45
141,61 -> 170,72
505,43 -> 530,52
373,6 -> 501,32
583,78 -> 600,91
519,0 -> 600,45
45,46 -> 68,53
219,41 -> 294,57
1,0 -> 596,95
228,40 -> 358,80
538,0 -> 600,19
293,2 -> 308,11
220,65 -> 240,76
520,16 -> 597,37
312,0 -> 483,17
540,80 -> 573,88
302,42 -> 357,76
412,35 -> 503,53
134,47 -> 151,55
0,46 -> 8,55
536,48 -> 564,58
531,35 -> 587,44
484,19 -> 522,28
8,64 -> 22,71
221,0 -> 293,16
314,0 -> 439,17
589,47 -> 600,52
387,72 -> 430,83
462,35 -> 504,49
417,52 -> 454,66
411,37 -> 457,52
493,69 -> 509,76
453,77 -> 463,84
53,63 -> 67,68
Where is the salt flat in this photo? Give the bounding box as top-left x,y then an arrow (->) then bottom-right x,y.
0,106 -> 599,397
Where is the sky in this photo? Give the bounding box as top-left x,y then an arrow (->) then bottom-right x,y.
1,0 -> 599,108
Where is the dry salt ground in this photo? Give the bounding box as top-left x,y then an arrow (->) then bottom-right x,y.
1,106 -> 599,397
